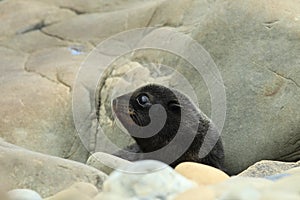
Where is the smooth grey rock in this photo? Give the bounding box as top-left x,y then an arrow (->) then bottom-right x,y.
7,189 -> 42,200
87,152 -> 132,175
190,0 -> 300,174
98,160 -> 197,200
99,0 -> 300,175
0,140 -> 107,198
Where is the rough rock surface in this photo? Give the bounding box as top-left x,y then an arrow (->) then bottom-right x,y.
0,0 -> 299,176
238,160 -> 300,178
0,140 -> 107,197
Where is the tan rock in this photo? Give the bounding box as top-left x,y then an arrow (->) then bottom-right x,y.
44,182 -> 98,200
0,189 -> 9,200
0,141 -> 107,198
0,0 -> 58,37
93,193 -> 131,200
44,188 -> 91,200
175,162 -> 229,185
174,186 -> 215,200
69,182 -> 98,197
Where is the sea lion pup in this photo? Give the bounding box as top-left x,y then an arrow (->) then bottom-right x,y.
112,84 -> 225,170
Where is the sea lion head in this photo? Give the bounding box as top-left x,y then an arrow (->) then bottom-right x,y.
112,84 -> 184,150
111,84 -> 225,170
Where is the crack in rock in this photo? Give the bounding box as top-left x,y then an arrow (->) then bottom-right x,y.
263,19 -> 280,29
17,20 -> 52,35
267,67 -> 300,88
23,55 -> 71,91
146,6 -> 159,27
59,6 -> 86,15
56,72 -> 71,91
40,29 -> 68,42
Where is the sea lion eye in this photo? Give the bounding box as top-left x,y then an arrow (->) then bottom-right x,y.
136,94 -> 151,107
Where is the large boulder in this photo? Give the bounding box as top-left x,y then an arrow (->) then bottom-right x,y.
0,140 -> 107,198
94,0 -> 300,174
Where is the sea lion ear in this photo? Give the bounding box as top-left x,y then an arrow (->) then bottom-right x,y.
167,100 -> 182,111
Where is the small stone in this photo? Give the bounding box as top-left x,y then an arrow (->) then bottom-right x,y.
266,174 -> 300,194
260,191 -> 300,200
174,186 -> 215,200
44,182 -> 98,200
93,193 -> 132,200
7,189 -> 42,200
100,160 -> 197,199
44,188 -> 92,200
285,166 -> 300,175
175,162 -> 229,185
218,187 -> 261,200
210,177 -> 272,199
87,152 -> 132,175
70,182 -> 98,197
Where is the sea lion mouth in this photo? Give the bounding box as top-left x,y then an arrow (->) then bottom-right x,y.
112,94 -> 136,128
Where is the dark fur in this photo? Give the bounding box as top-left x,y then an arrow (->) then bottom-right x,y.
112,84 -> 225,170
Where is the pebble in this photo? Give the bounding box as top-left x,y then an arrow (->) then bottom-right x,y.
44,188 -> 91,200
260,191 -> 300,200
266,173 -> 300,194
175,162 -> 230,185
174,186 -> 215,200
285,166 -> 300,175
7,189 -> 42,200
7,162 -> 300,200
210,177 -> 272,199
218,186 -> 261,200
44,182 -> 98,200
70,182 -> 98,197
93,193 -> 134,200
99,160 -> 197,200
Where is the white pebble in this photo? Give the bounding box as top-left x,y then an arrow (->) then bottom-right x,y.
7,189 -> 42,200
